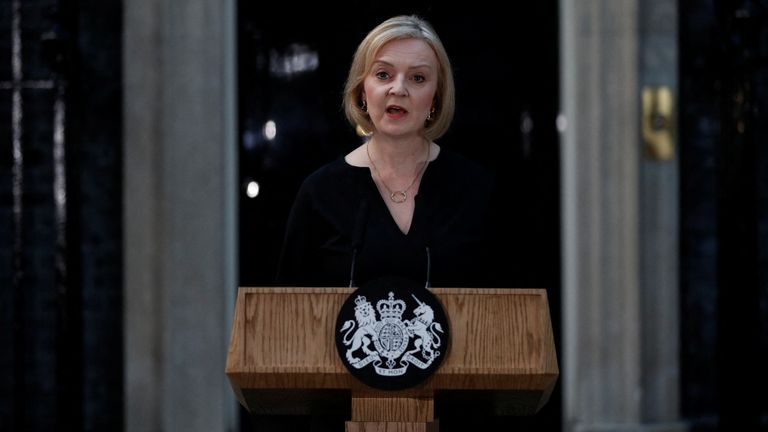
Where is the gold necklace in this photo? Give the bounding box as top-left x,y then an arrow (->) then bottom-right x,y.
366,141 -> 430,203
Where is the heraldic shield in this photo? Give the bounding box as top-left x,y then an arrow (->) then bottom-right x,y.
335,277 -> 450,391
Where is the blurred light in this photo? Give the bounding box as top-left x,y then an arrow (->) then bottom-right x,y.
263,120 -> 276,140
556,114 -> 567,133
243,130 -> 257,150
520,111 -> 534,134
269,44 -> 319,78
246,181 -> 260,198
520,111 -> 533,159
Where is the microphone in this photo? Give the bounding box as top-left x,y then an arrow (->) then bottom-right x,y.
349,248 -> 358,289
348,200 -> 369,288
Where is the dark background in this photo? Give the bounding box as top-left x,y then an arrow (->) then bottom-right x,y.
0,0 -> 767,431
679,1 -> 768,430
1,0 -> 123,430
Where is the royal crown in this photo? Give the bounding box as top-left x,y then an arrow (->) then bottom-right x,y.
354,295 -> 371,311
376,292 -> 406,320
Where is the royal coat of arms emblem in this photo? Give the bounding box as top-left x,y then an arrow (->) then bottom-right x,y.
335,278 -> 449,390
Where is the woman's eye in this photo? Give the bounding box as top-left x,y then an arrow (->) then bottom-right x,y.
375,71 -> 390,80
413,74 -> 426,83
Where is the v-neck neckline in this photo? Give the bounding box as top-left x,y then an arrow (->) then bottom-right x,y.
348,152 -> 440,238
368,171 -> 421,237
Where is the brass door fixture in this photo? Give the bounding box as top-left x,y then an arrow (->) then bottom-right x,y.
642,86 -> 675,161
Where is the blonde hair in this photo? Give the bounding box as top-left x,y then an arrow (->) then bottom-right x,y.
343,16 -> 455,141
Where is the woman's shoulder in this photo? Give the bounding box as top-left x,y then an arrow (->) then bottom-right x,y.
304,156 -> 351,179
433,148 -> 495,188
298,156 -> 363,196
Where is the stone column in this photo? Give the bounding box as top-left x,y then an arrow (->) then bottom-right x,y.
123,0 -> 238,430
560,0 -> 686,430
638,0 -> 682,425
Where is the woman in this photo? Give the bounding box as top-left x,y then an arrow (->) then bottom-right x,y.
277,15 -> 497,290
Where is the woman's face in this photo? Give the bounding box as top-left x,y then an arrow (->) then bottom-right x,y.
362,38 -> 439,141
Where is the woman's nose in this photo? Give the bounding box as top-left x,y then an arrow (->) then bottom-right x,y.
388,76 -> 408,96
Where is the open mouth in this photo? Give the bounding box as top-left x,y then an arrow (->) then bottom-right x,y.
386,105 -> 408,115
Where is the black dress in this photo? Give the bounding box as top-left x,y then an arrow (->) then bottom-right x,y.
276,148 -> 496,288
254,149 -> 500,432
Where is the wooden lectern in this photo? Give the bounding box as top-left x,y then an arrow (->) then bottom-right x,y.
226,287 -> 558,431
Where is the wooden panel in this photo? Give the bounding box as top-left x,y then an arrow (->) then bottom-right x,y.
346,421 -> 439,432
351,395 -> 434,421
226,287 -> 558,394
432,288 -> 558,389
226,288 -> 354,390
244,290 -> 343,369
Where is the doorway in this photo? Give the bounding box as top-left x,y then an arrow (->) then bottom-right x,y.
237,3 -> 561,431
